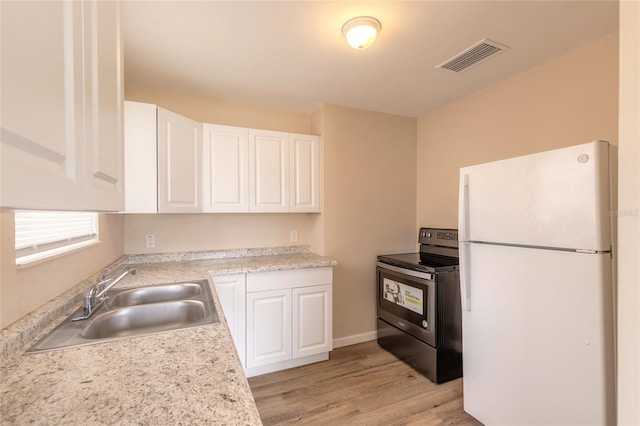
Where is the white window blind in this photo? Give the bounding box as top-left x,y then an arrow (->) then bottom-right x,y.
15,211 -> 98,263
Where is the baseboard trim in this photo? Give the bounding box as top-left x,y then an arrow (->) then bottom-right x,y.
245,353 -> 328,377
332,330 -> 377,349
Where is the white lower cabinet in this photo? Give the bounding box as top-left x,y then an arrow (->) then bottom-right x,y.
247,289 -> 292,368
214,267 -> 332,377
292,284 -> 332,358
212,274 -> 246,368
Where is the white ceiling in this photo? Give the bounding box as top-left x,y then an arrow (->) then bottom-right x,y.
121,1 -> 618,118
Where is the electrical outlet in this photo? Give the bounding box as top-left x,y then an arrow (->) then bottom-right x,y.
290,230 -> 299,242
145,235 -> 155,248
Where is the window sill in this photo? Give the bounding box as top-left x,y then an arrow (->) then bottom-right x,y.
16,239 -> 99,269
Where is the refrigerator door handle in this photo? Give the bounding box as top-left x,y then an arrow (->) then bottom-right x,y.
459,173 -> 470,241
460,242 -> 471,311
459,172 -> 471,311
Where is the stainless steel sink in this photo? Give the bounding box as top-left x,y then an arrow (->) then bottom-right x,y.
81,300 -> 207,339
27,279 -> 218,353
106,282 -> 203,308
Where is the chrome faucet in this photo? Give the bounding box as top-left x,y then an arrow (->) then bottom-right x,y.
72,268 -> 137,322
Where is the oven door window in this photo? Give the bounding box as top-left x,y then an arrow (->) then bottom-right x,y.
382,278 -> 424,315
378,268 -> 433,329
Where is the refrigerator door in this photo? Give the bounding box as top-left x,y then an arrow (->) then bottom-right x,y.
461,243 -> 615,425
459,141 -> 611,251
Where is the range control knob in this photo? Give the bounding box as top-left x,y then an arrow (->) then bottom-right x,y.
422,320 -> 428,328
426,232 -> 432,238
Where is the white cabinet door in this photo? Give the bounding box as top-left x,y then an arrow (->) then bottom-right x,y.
249,130 -> 289,212
84,0 -> 124,211
246,289 -> 291,368
1,1 -> 86,210
290,134 -> 320,212
213,274 -> 247,367
1,1 -> 123,212
157,108 -> 202,213
203,125 -> 249,212
293,284 -> 333,358
124,101 -> 157,213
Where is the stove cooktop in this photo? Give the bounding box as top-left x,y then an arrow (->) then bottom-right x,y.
377,252 -> 459,273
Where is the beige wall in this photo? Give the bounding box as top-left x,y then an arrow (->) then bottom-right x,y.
417,34 -> 619,228
0,212 -> 124,328
617,2 -> 640,423
124,213 -> 316,254
316,104 -> 417,341
125,86 -> 311,133
123,87 -> 322,254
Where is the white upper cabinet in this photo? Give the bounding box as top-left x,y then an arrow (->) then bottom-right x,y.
0,0 -> 123,211
157,108 -> 202,213
203,124 -> 250,212
289,133 -> 320,212
84,0 -> 124,211
125,102 -> 203,214
125,105 -> 321,214
1,1 -> 84,210
203,126 -> 320,213
249,130 -> 290,212
124,101 -> 157,213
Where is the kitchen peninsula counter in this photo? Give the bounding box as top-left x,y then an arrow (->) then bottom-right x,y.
0,248 -> 336,425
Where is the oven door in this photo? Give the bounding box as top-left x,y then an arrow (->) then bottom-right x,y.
377,262 -> 436,347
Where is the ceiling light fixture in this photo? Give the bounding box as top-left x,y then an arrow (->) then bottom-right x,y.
342,16 -> 381,50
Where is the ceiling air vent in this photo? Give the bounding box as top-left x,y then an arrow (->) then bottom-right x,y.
436,39 -> 509,73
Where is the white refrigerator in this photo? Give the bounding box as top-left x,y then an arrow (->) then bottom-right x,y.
458,140 -> 616,425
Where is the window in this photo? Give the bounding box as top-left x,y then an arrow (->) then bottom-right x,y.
15,211 -> 98,265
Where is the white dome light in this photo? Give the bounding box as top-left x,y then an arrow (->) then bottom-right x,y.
342,16 -> 381,50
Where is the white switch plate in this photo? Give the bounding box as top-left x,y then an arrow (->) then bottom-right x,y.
145,235 -> 155,248
290,230 -> 298,242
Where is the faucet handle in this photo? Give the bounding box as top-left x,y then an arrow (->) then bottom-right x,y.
99,267 -> 112,282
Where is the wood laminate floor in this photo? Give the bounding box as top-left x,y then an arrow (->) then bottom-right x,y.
248,340 -> 482,426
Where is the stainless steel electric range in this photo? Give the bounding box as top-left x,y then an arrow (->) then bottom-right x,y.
376,227 -> 462,384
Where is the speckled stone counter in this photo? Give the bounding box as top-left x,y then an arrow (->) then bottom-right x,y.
0,248 -> 336,425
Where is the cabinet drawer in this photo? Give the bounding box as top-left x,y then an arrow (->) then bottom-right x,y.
247,267 -> 332,292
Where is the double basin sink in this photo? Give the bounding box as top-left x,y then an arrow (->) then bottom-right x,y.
28,279 -> 219,353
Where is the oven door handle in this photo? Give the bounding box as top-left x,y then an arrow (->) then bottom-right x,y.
376,262 -> 434,281
459,242 -> 471,311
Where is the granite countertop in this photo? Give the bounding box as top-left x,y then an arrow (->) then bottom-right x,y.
0,247 -> 336,425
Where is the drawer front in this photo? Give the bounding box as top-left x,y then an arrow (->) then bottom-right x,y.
246,267 -> 332,292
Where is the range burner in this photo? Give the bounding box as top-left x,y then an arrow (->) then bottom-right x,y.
377,228 -> 459,273
377,252 -> 459,272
